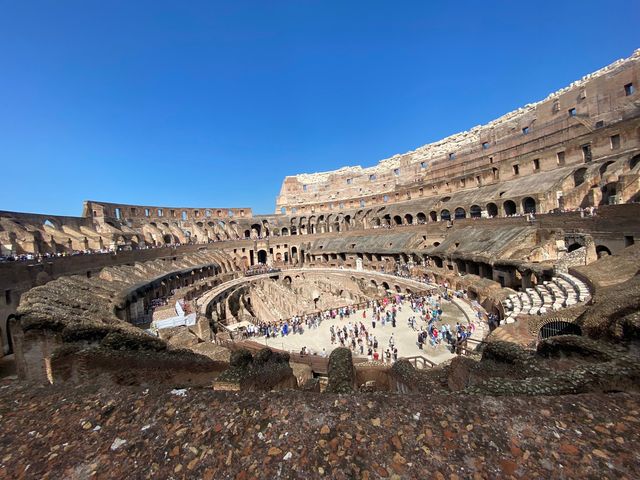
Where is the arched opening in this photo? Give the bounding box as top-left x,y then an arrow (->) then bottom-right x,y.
600,183 -> 618,205
567,243 -> 582,252
404,214 -> 413,225
503,200 -> 517,216
596,245 -> 612,258
599,161 -> 615,176
522,197 -> 536,214
454,207 -> 466,220
486,202 -> 498,217
257,249 -> 268,264
382,281 -> 390,291
163,234 -> 173,244
281,227 -> 289,236
539,320 -> 582,340
429,211 -> 438,222
291,246 -> 298,261
393,215 -> 402,226
244,229 -> 251,239
469,205 -> 482,218
630,154 -> 640,171
440,209 -> 450,221
416,212 -> 426,224
251,224 -> 262,238
574,168 -> 588,187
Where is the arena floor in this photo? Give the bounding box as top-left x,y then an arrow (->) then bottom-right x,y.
251,297 -> 480,364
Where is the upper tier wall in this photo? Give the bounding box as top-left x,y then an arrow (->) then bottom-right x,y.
275,49 -> 640,213
83,200 -> 253,222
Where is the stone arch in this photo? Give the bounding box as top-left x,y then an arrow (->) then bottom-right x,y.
393,215 -> 402,225
416,212 -> 426,224
596,245 -> 612,258
574,167 -> 588,187
599,160 -> 616,176
440,209 -> 451,221
43,219 -> 57,230
429,211 -> 438,222
486,202 -> 498,217
281,227 -> 289,236
629,154 -> 640,171
454,207 -> 466,220
539,320 -> 582,340
470,205 -> 482,218
522,197 -> 536,214
404,213 -> 413,225
503,200 -> 517,216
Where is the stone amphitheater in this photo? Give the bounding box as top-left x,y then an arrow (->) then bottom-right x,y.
1,51 -> 640,479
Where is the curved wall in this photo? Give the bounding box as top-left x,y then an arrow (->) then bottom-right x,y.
275,50 -> 640,214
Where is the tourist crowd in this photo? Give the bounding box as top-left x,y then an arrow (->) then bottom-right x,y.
244,264 -> 281,276
0,242 -> 183,264
241,285 -> 480,363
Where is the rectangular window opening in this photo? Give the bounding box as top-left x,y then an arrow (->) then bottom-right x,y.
568,107 -> 577,117
610,134 -> 620,150
624,83 -> 634,96
512,164 -> 520,175
533,158 -> 540,171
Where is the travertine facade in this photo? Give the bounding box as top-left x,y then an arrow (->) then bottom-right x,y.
276,49 -> 640,217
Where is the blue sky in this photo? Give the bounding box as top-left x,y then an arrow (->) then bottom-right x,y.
0,1 -> 637,216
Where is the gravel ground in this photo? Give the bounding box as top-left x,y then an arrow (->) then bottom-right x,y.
1,380 -> 638,479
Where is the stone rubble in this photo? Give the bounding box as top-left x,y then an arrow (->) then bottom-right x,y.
0,381 -> 638,479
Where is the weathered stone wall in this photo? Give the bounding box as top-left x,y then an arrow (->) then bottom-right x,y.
325,348 -> 356,393
275,50 -> 640,213
50,346 -> 227,387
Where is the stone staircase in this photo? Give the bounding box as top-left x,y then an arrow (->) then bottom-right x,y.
501,272 -> 591,324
